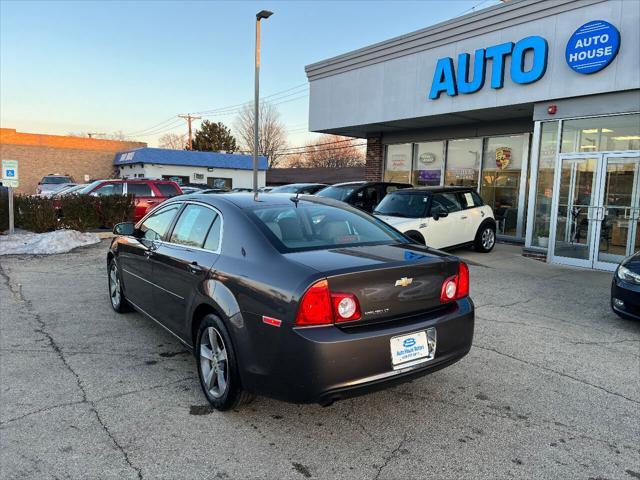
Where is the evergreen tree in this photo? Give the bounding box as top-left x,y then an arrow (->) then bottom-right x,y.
191,120 -> 238,152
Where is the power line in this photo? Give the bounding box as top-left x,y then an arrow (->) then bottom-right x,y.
178,114 -> 202,150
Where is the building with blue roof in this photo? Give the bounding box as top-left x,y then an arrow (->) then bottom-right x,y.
114,147 -> 268,189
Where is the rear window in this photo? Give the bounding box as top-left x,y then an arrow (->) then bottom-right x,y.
316,185 -> 359,201
246,201 -> 408,253
155,183 -> 181,198
269,185 -> 300,193
42,176 -> 72,184
374,192 -> 429,218
127,183 -> 153,196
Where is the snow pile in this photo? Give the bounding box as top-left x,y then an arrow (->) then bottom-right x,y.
0,230 -> 101,255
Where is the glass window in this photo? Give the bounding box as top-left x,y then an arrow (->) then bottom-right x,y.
247,202 -> 408,253
459,190 -> 482,209
444,138 -> 482,188
374,192 -> 429,218
561,114 -> 640,153
170,205 -> 218,248
384,144 -> 412,184
156,183 -> 181,198
430,193 -> 462,215
413,141 -> 444,186
203,215 -> 222,252
353,186 -> 379,211
127,183 -> 153,196
480,134 -> 527,237
316,185 -> 360,201
139,204 -> 180,241
208,177 -> 232,189
42,176 -> 73,184
92,183 -> 123,196
532,122 -> 558,247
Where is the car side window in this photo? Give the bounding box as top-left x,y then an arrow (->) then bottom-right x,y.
169,204 -> 218,248
127,183 -> 153,197
471,191 -> 484,207
458,191 -> 480,209
92,183 -> 123,196
139,204 -> 180,241
430,193 -> 462,216
203,215 -> 222,252
155,183 -> 181,198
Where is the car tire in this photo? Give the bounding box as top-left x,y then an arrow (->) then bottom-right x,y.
196,314 -> 255,410
474,224 -> 496,253
108,259 -> 131,313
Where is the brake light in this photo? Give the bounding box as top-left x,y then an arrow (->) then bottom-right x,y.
295,280 -> 362,326
440,262 -> 470,303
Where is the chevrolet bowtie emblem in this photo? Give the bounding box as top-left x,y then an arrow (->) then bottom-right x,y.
395,277 -> 413,287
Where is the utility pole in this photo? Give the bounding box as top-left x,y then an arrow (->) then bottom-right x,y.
178,114 -> 202,150
254,10 -> 273,200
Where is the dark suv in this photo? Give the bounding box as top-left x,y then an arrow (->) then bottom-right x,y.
316,181 -> 412,213
78,179 -> 182,221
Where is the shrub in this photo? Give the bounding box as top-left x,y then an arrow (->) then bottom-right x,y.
59,195 -> 100,232
14,195 -> 59,233
97,194 -> 135,228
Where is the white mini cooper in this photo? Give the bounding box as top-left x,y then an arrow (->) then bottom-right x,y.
373,187 -> 496,252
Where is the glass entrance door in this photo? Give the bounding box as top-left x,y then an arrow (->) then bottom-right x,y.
549,152 -> 640,270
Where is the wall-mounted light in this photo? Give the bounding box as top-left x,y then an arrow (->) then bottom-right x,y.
547,104 -> 557,115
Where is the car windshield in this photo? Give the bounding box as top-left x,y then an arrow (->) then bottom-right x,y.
42,176 -> 72,184
77,180 -> 106,195
374,192 -> 429,218
246,201 -> 408,253
269,185 -> 303,193
316,185 -> 360,201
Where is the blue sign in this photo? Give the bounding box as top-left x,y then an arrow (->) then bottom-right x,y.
565,20 -> 620,74
429,36 -> 548,100
403,338 -> 416,348
6,169 -> 15,177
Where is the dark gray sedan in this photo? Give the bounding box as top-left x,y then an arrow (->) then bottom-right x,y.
108,193 -> 474,410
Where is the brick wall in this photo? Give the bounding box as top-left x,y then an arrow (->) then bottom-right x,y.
0,129 -> 145,195
364,136 -> 383,181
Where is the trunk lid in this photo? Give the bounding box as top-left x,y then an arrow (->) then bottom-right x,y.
285,243 -> 459,324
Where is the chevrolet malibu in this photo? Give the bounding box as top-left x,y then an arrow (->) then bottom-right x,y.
107,193 -> 474,410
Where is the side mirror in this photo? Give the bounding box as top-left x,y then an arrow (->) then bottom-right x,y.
432,211 -> 449,221
113,222 -> 135,236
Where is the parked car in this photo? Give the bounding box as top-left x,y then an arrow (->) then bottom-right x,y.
259,187 -> 274,193
200,188 -> 229,194
231,187 -> 253,193
47,183 -> 77,196
36,174 -> 75,196
77,179 -> 182,221
316,181 -> 412,213
180,186 -> 206,195
611,251 -> 640,320
373,187 -> 496,253
268,183 -> 328,195
107,193 -> 474,410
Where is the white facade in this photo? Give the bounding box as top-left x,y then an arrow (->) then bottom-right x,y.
119,163 -> 266,189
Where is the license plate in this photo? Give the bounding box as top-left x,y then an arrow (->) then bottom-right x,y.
390,329 -> 436,370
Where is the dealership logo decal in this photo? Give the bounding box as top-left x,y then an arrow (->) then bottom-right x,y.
495,147 -> 511,170
428,36 -> 548,100
565,20 -> 620,74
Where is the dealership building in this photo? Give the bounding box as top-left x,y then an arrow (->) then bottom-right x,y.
306,0 -> 639,271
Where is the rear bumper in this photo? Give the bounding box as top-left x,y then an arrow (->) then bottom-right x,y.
611,277 -> 640,320
244,298 -> 474,404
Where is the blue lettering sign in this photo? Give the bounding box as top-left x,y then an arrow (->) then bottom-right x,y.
511,36 -> 548,84
457,49 -> 486,94
485,42 -> 514,89
565,20 -> 620,74
428,57 -> 457,99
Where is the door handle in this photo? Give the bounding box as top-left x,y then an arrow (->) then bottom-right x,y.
188,262 -> 202,274
460,216 -> 468,220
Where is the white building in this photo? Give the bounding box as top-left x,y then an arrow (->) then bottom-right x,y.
114,147 -> 267,189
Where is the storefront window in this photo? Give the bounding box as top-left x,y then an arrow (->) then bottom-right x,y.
384,143 -> 412,184
444,138 -> 482,188
480,135 -> 526,237
413,141 -> 444,186
531,121 -> 558,248
561,113 -> 640,153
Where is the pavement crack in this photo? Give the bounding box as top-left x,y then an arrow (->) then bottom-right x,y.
373,433 -> 408,480
0,400 -> 85,427
474,344 -> 640,405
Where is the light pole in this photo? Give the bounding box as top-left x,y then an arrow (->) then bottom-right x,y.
253,9 -> 273,200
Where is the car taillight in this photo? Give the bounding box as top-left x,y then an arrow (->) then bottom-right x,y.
295,280 -> 362,326
440,262 -> 470,303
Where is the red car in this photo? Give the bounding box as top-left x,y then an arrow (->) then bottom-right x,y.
77,179 -> 182,221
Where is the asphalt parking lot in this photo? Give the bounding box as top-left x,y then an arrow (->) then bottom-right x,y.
1,241 -> 639,480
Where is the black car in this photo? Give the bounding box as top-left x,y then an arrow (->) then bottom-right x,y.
611,251 -> 640,320
316,181 -> 413,212
268,183 -> 328,195
107,193 -> 474,410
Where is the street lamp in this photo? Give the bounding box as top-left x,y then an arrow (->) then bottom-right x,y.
253,9 -> 273,200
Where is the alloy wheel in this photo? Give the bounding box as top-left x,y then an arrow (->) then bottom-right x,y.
200,327 -> 229,399
482,228 -> 495,250
109,263 -> 121,308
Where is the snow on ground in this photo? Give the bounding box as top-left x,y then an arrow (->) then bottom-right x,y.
0,230 -> 101,255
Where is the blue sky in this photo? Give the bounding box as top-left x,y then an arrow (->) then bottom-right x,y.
0,0 -> 499,146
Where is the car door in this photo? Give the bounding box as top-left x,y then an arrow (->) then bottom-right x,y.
126,182 -> 161,222
426,193 -> 465,249
118,203 -> 182,313
457,190 -> 484,242
150,203 -> 222,336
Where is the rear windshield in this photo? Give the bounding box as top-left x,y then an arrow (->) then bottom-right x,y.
316,185 -> 359,201
42,176 -> 72,184
269,185 -> 300,193
246,201 -> 408,253
155,183 -> 181,197
374,192 -> 429,218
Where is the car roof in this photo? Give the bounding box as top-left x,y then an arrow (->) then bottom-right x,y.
274,183 -> 327,187
328,181 -> 412,188
389,186 -> 476,194
183,192 -> 349,210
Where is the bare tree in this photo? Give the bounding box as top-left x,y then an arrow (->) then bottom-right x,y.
234,102 -> 287,168
289,135 -> 365,168
158,132 -> 188,150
